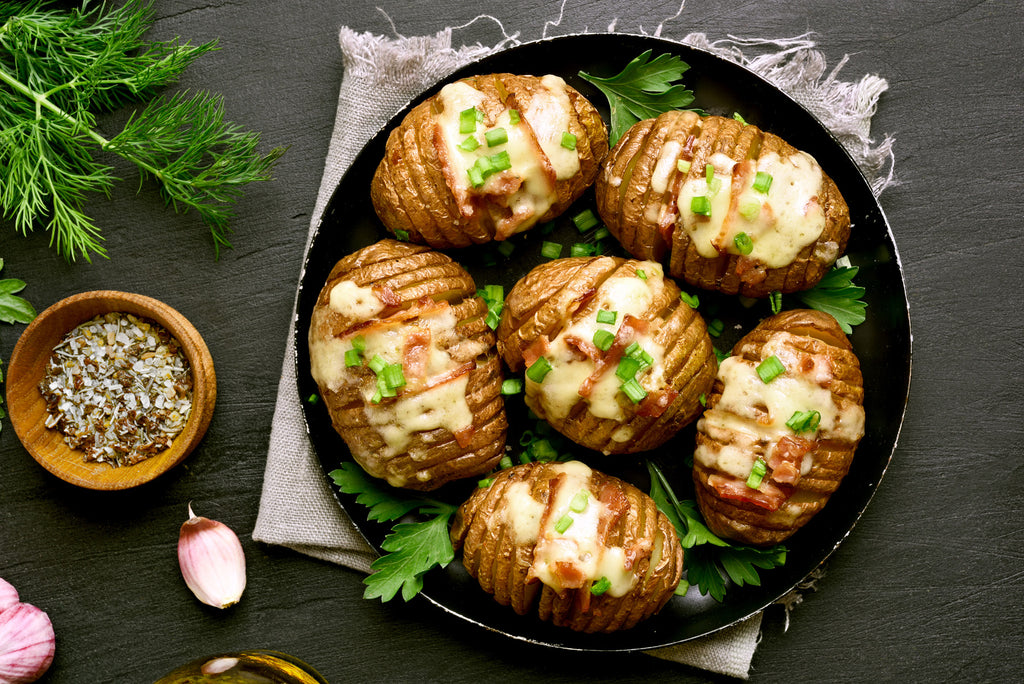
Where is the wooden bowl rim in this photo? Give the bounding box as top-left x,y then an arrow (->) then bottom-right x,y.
5,290 -> 216,490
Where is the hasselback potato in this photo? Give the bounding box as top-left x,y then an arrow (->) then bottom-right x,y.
451,460 -> 683,633
595,110 -> 850,297
371,73 -> 608,248
497,256 -> 717,454
307,239 -> 506,490
692,309 -> 865,545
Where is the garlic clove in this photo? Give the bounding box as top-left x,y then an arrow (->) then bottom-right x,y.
0,602 -> 55,684
178,504 -> 246,609
0,580 -> 18,614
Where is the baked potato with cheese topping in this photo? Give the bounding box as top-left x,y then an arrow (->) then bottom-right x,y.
595,111 -> 850,297
692,309 -> 865,545
450,460 -> 683,633
370,73 -> 608,248
496,256 -> 717,454
307,239 -> 507,490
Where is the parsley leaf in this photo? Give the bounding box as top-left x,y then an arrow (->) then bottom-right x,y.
329,463 -> 458,602
797,265 -> 867,334
647,461 -> 787,602
0,259 -> 37,324
579,50 -> 697,145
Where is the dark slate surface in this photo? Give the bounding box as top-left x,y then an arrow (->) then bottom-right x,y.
1,1 -> 1021,682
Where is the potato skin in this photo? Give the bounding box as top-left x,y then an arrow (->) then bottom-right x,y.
692,309 -> 865,545
307,239 -> 506,490
497,256 -> 717,454
450,461 -> 683,633
595,111 -> 850,297
370,73 -> 608,248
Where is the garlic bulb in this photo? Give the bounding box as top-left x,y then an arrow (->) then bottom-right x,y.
178,504 -> 247,608
0,583 -> 55,684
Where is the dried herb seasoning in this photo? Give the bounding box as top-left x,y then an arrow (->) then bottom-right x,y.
39,312 -> 193,467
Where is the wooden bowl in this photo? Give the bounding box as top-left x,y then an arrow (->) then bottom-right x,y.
5,291 -> 216,490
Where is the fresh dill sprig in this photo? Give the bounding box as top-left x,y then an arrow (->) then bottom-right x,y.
0,0 -> 284,262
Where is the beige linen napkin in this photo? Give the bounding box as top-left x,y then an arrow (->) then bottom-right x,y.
254,19 -> 894,680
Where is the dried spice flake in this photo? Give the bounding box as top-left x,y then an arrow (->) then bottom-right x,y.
39,312 -> 193,467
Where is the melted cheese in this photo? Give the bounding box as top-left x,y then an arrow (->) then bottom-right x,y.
501,462 -> 637,597
528,263 -> 667,423
695,333 -> 865,479
677,151 -> 826,268
328,280 -> 385,320
525,75 -> 580,180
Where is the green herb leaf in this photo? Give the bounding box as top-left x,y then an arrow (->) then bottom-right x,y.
647,461 -> 786,602
329,463 -> 423,523
797,265 -> 867,334
363,506 -> 457,602
579,50 -> 697,144
0,1 -> 283,262
0,261 -> 36,324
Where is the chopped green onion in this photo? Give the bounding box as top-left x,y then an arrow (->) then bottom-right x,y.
376,374 -> 397,399
458,135 -> 480,152
467,165 -> 485,187
734,232 -> 754,255
571,242 -> 594,257
368,354 -> 387,374
592,329 -> 615,351
616,356 -> 641,381
526,356 -> 553,383
596,309 -> 617,325
714,347 -> 731,364
560,131 -> 577,150
753,171 -> 773,194
540,221 -> 557,235
478,477 -> 494,488
497,240 -> 515,257
638,349 -> 654,368
676,159 -> 691,174
489,150 -> 512,171
500,455 -> 514,469
769,291 -> 782,315
620,377 -> 647,404
680,291 -> 699,309
786,409 -> 822,433
756,355 -> 786,383
593,226 -> 611,241
344,348 -> 362,368
370,389 -> 383,404
307,393 -> 319,404
707,318 -> 724,338
382,363 -> 406,390
485,309 -> 501,330
705,164 -> 715,183
733,112 -> 748,125
394,229 -> 410,242
530,438 -> 558,462
518,430 -> 534,447
484,283 -> 503,302
485,127 -> 508,147
707,177 -> 723,196
508,108 -> 521,125
569,490 -> 589,513
635,268 -> 647,280
572,209 -> 599,232
459,107 -> 478,134
590,577 -> 612,596
624,341 -> 641,358
501,378 -> 523,395
746,458 -> 767,489
698,392 -> 707,407
540,241 -> 562,259
739,199 -> 761,221
351,335 -> 366,353
691,195 -> 712,216
554,514 -> 574,534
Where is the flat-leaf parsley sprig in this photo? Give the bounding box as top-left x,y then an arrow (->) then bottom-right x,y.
329,462 -> 457,602
647,461 -> 786,602
0,0 -> 284,261
579,50 -> 698,145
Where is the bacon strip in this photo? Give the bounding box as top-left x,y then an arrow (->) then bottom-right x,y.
337,298 -> 450,341
577,315 -> 648,399
637,388 -> 678,418
708,474 -> 790,511
402,328 -> 431,384
767,436 -> 814,486
523,335 -> 551,368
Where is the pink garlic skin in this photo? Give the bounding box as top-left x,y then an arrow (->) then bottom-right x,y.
0,601 -> 55,684
0,580 -> 17,614
178,507 -> 247,609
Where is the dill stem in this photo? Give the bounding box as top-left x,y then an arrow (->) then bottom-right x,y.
0,67 -> 169,183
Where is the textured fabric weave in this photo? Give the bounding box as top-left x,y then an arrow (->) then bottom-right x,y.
254,20 -> 894,680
